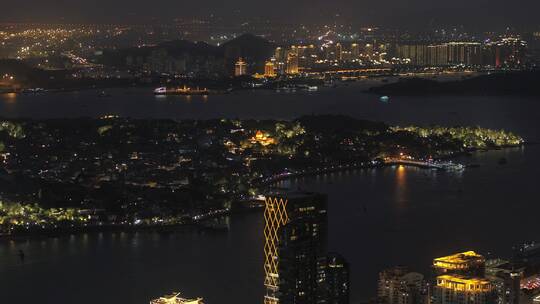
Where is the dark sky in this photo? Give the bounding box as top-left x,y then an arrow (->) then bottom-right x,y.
2,0 -> 540,28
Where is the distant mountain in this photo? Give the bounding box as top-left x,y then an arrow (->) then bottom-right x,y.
221,33 -> 276,64
99,34 -> 275,76
100,40 -> 221,67
0,59 -> 67,87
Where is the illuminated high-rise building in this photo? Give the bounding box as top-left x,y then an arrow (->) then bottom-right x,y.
351,43 -> 360,58
365,43 -> 375,58
264,60 -> 276,77
377,266 -> 428,304
432,251 -> 495,304
275,47 -> 286,63
486,259 -> 522,304
447,42 -> 483,66
427,44 -> 449,66
433,251 -> 486,277
433,275 -> 495,304
317,253 -> 350,304
396,44 -> 429,66
286,53 -> 299,74
335,43 -> 343,61
234,57 -> 247,76
492,37 -> 527,68
263,192 -> 328,304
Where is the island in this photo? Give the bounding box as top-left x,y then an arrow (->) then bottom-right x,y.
0,115 -> 524,237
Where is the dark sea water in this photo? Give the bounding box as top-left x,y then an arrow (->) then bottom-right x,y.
0,85 -> 539,304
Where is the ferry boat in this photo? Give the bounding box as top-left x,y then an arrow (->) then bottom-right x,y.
437,161 -> 465,172
380,95 -> 390,103
154,86 -> 209,96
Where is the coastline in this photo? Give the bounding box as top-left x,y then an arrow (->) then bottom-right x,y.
1,143 -> 525,241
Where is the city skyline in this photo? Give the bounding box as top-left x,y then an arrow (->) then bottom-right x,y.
1,1 -> 540,304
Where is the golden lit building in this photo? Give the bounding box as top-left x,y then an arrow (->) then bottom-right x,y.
335,43 -> 343,61
150,293 -> 204,304
285,53 -> 299,74
264,61 -> 276,77
434,275 -> 495,304
263,192 -> 328,304
433,251 -> 486,276
432,251 -> 495,304
274,47 -> 286,62
234,57 -> 247,76
250,130 -> 276,146
351,43 -> 360,58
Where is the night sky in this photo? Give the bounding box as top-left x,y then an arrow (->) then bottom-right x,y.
2,0 -> 540,28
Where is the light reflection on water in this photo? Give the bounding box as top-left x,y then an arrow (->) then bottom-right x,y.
0,87 -> 539,303
1,147 -> 539,304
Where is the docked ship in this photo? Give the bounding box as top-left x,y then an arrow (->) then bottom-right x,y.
150,292 -> 204,304
154,86 -> 210,96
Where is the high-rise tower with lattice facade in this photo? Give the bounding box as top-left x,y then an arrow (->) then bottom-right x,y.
263,192 -> 328,304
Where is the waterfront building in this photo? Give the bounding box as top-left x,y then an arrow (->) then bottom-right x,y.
396,44 -> 429,66
286,53 -> 299,74
317,253 -> 350,304
377,266 -> 428,304
433,251 -> 486,277
446,42 -> 483,66
397,42 -> 483,67
336,43 -> 343,61
351,43 -> 360,58
492,38 -> 527,68
324,44 -> 337,61
433,275 -> 495,304
263,192 -> 328,304
432,251 -> 495,304
264,60 -> 276,77
427,44 -> 449,66
486,259 -> 522,304
513,241 -> 540,276
275,47 -> 286,63
234,57 -> 247,76
150,293 -> 204,304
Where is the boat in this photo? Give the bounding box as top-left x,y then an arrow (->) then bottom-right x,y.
98,91 -> 111,98
439,162 -> 466,172
498,157 -> 508,165
154,86 -> 209,96
22,88 -> 45,94
380,96 -> 390,103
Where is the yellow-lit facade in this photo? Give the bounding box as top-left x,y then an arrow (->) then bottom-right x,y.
234,57 -> 247,76
434,275 -> 494,304
264,61 -> 276,77
286,53 -> 299,74
433,251 -> 485,273
149,293 -> 204,304
250,130 -> 276,146
437,275 -> 492,292
433,251 -> 494,304
263,197 -> 290,304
